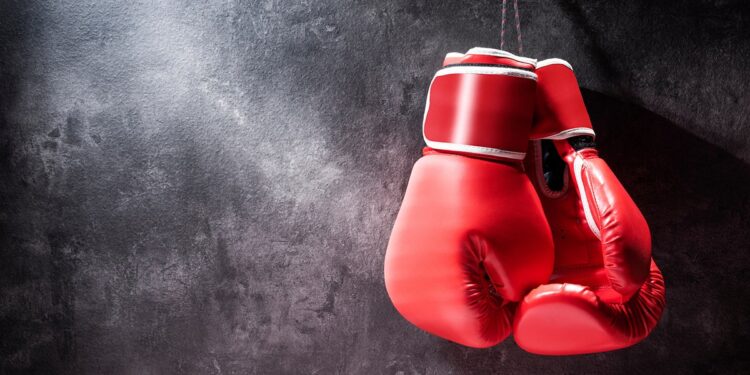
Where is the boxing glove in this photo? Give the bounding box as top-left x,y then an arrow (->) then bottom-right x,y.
384,48 -> 554,348
513,59 -> 666,355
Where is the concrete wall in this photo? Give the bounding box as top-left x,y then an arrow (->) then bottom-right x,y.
1,1 -> 748,373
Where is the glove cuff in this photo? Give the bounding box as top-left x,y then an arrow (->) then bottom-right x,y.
531,58 -> 596,141
443,47 -> 537,70
423,48 -> 538,161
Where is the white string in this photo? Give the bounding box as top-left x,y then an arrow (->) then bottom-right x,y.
500,0 -> 508,51
513,0 -> 523,55
500,0 -> 523,55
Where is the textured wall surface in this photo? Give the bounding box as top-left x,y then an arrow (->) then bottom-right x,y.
1,0 -> 748,373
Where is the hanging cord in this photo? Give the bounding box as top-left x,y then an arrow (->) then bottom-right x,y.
513,0 -> 523,54
500,0 -> 524,55
500,0 -> 508,51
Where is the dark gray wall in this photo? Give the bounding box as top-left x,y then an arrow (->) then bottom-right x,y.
1,1 -> 748,373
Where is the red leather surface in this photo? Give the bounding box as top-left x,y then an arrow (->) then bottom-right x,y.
423,69 -> 536,158
557,143 -> 652,299
516,140 -> 665,354
513,60 -> 666,355
385,152 -> 553,348
514,261 -> 665,355
530,62 -> 593,139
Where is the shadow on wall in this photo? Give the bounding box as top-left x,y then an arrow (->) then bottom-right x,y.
434,89 -> 750,373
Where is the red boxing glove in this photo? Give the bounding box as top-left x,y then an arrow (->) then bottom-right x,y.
513,59 -> 666,355
384,48 -> 554,348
